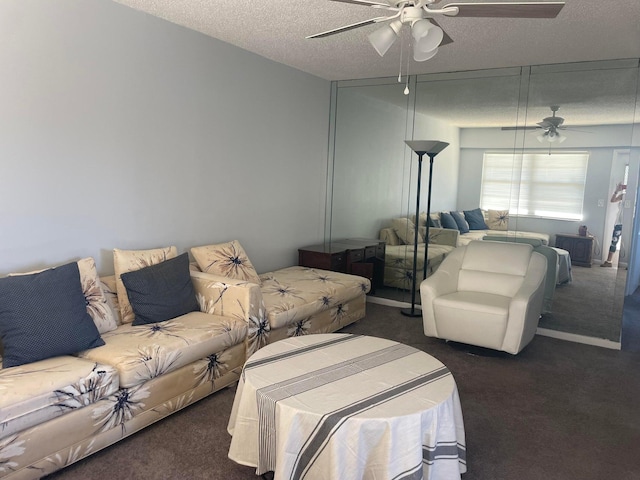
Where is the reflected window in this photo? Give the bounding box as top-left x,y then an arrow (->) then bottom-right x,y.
481,152 -> 589,220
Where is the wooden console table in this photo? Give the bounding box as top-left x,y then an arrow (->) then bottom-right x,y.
555,233 -> 594,267
298,239 -> 385,293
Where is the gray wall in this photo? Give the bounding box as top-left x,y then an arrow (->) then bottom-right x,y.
331,87 -> 412,239
330,85 -> 460,240
0,0 -> 331,275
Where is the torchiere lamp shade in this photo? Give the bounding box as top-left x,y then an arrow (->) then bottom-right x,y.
405,140 -> 449,156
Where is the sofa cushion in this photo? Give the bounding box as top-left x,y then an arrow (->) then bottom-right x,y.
429,213 -> 442,228
433,291 -> 510,350
259,266 -> 370,329
450,211 -> 470,234
391,218 -> 423,245
0,355 -> 119,438
100,275 -> 122,325
0,262 -> 105,368
77,258 -> 119,334
486,209 -> 509,231
121,253 -> 199,326
114,246 -> 178,324
464,208 -> 489,230
191,240 -> 261,284
77,311 -> 247,388
439,212 -> 458,231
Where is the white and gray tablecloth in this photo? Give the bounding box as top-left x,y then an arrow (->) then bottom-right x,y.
228,333 -> 466,480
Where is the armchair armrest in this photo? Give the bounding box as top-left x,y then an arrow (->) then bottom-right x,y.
503,252 -> 547,353
420,247 -> 464,337
190,271 -> 269,355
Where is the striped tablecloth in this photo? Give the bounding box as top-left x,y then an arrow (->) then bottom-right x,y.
228,333 -> 466,480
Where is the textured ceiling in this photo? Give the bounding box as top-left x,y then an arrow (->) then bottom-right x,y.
112,0 -> 640,126
113,0 -> 640,81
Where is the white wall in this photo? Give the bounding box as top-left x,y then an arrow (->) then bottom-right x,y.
0,0 -> 331,275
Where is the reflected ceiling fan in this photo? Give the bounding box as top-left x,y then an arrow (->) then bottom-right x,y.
307,1 -> 565,62
502,106 -> 585,143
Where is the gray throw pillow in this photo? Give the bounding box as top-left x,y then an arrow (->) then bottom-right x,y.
440,212 -> 458,231
0,262 -> 105,368
464,208 -> 489,230
450,211 -> 470,234
121,253 -> 200,325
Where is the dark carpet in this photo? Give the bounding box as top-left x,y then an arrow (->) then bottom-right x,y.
47,302 -> 640,480
539,264 -> 625,341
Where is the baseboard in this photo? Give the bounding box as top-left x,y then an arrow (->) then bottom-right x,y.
367,297 -> 622,350
366,295 -> 414,309
536,328 -> 621,350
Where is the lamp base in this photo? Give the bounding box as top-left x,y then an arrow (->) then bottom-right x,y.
400,307 -> 422,317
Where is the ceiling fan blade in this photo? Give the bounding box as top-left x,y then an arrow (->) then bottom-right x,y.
443,2 -> 565,18
330,0 -> 396,8
430,19 -> 454,46
306,16 -> 389,38
501,126 -> 539,131
560,127 -> 592,133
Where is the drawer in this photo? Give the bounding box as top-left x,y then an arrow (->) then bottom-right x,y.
364,246 -> 376,259
299,250 -> 346,272
347,248 -> 364,262
330,254 -> 346,269
376,244 -> 385,256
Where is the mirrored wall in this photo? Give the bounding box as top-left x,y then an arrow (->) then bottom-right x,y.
326,59 -> 640,346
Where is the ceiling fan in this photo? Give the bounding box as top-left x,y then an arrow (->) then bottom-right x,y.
307,1 -> 565,62
503,105 -> 577,143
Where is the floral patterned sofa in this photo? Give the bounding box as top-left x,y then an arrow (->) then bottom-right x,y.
188,240 -> 371,350
0,248 -> 248,480
379,208 -> 550,291
379,226 -> 459,291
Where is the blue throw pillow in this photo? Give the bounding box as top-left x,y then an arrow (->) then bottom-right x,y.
464,208 -> 489,230
440,212 -> 458,231
0,262 -> 105,368
450,211 -> 470,234
121,252 -> 200,325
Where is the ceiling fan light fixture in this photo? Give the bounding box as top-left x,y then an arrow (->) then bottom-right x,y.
537,129 -> 567,143
412,19 -> 444,53
368,20 -> 402,57
413,46 -> 439,62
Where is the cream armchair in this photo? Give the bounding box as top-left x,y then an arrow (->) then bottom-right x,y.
420,240 -> 547,354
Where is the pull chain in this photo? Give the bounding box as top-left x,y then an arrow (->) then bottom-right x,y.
398,34 -> 404,83
404,35 -> 411,95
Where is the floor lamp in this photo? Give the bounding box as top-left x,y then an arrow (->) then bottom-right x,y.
401,140 -> 449,317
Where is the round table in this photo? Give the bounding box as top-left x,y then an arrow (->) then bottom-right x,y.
227,333 -> 466,480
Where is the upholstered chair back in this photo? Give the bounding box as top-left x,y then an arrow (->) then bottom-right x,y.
457,241 -> 534,297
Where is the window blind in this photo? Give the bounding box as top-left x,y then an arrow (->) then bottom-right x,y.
480,152 -> 589,220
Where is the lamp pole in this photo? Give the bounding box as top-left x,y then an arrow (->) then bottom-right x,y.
401,140 -> 449,318
422,152 -> 436,281
402,150 -> 424,317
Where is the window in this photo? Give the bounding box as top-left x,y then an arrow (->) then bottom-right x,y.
480,151 -> 589,220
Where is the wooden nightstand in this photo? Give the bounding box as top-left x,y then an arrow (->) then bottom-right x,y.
298,239 -> 385,293
554,233 -> 594,267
